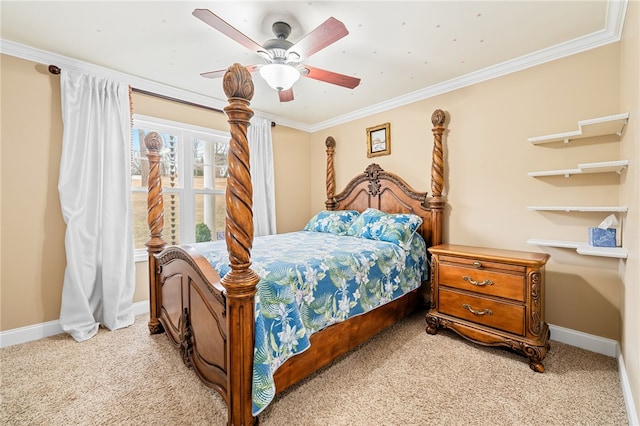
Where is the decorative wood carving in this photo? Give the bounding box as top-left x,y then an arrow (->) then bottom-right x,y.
179,308 -> 193,367
511,335 -> 549,373
334,166 -> 427,206
428,256 -> 437,310
364,164 -> 382,196
529,271 -> 542,336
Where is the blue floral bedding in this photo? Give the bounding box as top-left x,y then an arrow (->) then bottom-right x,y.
194,226 -> 428,415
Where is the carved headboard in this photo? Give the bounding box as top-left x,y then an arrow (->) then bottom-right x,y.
330,163 -> 435,247
322,109 -> 446,249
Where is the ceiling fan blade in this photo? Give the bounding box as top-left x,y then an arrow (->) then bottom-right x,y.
193,9 -> 264,54
287,17 -> 349,59
201,65 -> 259,79
303,65 -> 361,89
278,88 -> 295,102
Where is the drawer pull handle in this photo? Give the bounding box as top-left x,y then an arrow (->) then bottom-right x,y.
462,304 -> 493,316
473,261 -> 482,268
463,276 -> 494,287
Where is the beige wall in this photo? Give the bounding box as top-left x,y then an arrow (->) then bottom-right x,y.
1,56 -> 66,330
310,43 -> 624,340
271,124 -> 312,232
619,0 -> 639,417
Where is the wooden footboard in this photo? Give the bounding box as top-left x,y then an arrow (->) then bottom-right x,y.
154,246 -> 228,392
146,63 -> 447,425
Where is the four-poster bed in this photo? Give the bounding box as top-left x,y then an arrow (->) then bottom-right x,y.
145,63 -> 447,425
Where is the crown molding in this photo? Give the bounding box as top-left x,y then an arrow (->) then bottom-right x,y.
309,0 -> 628,132
1,39 -> 228,111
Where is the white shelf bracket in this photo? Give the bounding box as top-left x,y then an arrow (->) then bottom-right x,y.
616,118 -> 628,136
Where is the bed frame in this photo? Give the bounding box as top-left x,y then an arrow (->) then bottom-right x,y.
145,63 -> 447,425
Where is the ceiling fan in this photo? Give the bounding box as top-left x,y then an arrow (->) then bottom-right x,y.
193,8 -> 361,102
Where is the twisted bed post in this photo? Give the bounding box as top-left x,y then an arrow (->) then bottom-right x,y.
221,63 -> 260,426
325,136 -> 337,210
428,109 -> 446,247
145,132 -> 166,334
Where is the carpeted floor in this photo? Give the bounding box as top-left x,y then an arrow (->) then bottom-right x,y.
0,311 -> 628,425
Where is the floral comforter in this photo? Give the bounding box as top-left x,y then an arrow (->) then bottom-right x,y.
194,230 -> 428,415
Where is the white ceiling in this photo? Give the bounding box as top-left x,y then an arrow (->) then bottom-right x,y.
0,1 -> 628,131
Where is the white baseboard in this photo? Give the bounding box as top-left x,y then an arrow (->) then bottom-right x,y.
619,351 -> 640,426
0,300 -> 150,348
548,323 -> 618,357
131,300 -> 151,316
0,318 -> 65,349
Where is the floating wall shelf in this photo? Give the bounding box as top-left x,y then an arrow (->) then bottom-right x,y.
528,160 -> 628,177
527,206 -> 628,212
528,113 -> 629,145
526,112 -> 629,260
526,239 -> 628,259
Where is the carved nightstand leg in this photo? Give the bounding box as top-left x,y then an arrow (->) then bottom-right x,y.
530,328 -> 551,371
425,314 -> 439,335
529,360 -> 545,373
523,344 -> 548,373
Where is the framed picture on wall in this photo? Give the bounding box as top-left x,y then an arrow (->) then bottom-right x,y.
366,123 -> 390,157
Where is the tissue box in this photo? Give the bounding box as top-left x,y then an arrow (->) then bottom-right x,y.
588,228 -> 616,247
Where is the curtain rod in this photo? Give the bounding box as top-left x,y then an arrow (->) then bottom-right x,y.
48,64 -> 277,127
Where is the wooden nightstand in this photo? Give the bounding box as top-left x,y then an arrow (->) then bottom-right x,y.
426,244 -> 550,372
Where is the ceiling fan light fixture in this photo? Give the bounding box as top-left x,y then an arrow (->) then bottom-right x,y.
259,63 -> 300,91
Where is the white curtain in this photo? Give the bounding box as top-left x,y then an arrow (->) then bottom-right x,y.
58,70 -> 135,342
248,116 -> 277,236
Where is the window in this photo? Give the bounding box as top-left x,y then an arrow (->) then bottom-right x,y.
131,114 -> 230,260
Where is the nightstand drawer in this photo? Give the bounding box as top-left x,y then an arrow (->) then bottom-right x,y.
438,264 -> 525,302
439,255 -> 526,274
438,288 -> 525,335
